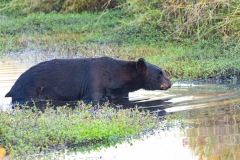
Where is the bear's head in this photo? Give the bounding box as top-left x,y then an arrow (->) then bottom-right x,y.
136,58 -> 172,90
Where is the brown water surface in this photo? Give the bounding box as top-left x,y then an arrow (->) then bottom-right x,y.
0,58 -> 29,98
1,57 -> 240,159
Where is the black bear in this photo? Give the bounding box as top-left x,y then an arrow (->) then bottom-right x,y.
5,57 -> 172,103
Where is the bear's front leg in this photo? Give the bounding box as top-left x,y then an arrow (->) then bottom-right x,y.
107,88 -> 129,99
89,88 -> 108,102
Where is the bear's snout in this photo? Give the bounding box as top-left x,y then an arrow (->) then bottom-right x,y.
160,83 -> 172,90
160,76 -> 172,90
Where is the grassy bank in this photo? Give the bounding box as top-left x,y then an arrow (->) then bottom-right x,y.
1,1 -> 240,81
0,102 -> 173,158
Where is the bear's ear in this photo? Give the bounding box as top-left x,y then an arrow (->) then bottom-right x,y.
136,58 -> 147,73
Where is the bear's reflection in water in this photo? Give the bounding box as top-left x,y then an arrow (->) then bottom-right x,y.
13,97 -> 172,118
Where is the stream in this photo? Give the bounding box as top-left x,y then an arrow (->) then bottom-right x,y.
1,57 -> 240,160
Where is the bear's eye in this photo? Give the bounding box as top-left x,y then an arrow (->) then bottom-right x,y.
159,71 -> 163,76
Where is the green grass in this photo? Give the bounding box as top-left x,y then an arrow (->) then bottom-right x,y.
0,102 -> 165,158
0,10 -> 239,81
0,10 -> 127,52
1,1 -> 240,81
144,40 -> 240,80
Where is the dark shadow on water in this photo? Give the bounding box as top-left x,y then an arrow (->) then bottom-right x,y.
13,97 -> 173,117
111,98 -> 172,117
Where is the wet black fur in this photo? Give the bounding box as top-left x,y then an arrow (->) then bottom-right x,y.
5,57 -> 172,103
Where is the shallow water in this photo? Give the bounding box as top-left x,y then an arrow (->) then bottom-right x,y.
0,58 -> 29,98
1,57 -> 240,159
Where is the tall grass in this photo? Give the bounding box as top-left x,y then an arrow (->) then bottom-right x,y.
123,0 -> 240,41
0,0 -> 124,14
1,0 -> 239,41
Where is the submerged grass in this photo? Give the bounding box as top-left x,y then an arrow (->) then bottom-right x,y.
0,102 -> 165,158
